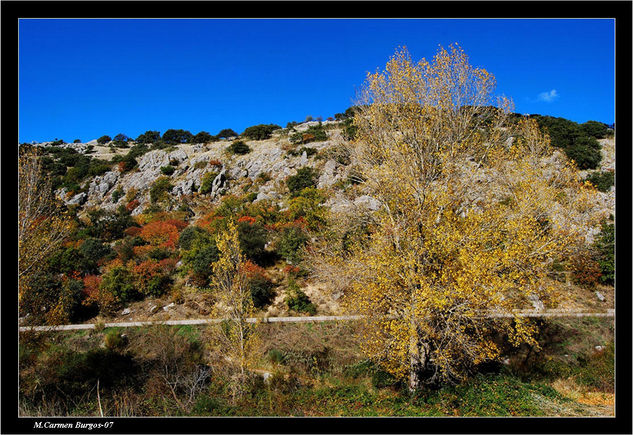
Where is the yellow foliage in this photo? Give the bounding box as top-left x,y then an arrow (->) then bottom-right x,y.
18,147 -> 74,305
211,220 -> 260,400
310,45 -> 603,389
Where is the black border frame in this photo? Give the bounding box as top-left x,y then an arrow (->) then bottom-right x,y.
3,2 -> 631,434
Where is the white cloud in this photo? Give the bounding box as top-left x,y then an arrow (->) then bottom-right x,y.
537,89 -> 559,103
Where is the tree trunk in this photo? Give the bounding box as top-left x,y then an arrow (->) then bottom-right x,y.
408,322 -> 428,392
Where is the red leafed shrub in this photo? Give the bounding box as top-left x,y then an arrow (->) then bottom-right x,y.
81,274 -> 117,314
118,161 -> 128,172
243,260 -> 266,279
284,265 -> 301,276
162,219 -> 188,232
159,258 -> 178,273
124,226 -> 142,237
82,274 -> 102,299
132,259 -> 172,297
570,252 -> 602,288
209,159 -> 222,167
126,199 -> 140,211
198,214 -> 226,233
139,221 -> 180,250
237,215 -> 257,225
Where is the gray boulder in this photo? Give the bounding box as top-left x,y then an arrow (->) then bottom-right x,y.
67,192 -> 88,205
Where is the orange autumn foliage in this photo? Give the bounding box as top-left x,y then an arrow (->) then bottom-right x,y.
139,221 -> 180,250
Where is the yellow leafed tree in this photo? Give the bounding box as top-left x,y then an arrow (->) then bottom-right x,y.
18,146 -> 74,306
211,220 -> 260,400
309,45 -> 603,390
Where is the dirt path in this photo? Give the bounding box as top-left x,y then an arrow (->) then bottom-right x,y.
19,309 -> 614,332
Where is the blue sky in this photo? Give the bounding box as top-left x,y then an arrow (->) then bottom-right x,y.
19,19 -> 614,143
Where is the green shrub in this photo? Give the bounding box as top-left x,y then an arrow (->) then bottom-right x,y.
242,124 -> 281,140
342,119 -> 358,141
278,227 -> 309,264
112,133 -> 129,147
287,167 -> 319,196
178,226 -> 208,250
135,130 -> 161,145
288,188 -> 327,230
191,131 -> 214,144
97,135 -> 111,145
199,171 -> 220,194
88,162 -> 113,177
227,140 -> 251,155
584,171 -> 614,192
50,138 -> 64,146
112,188 -> 124,203
580,120 -> 609,139
100,266 -> 138,304
162,129 -> 193,145
73,139 -> 81,143
249,274 -> 275,308
194,160 -> 208,170
160,165 -> 176,176
237,221 -> 267,262
104,330 -> 127,351
149,176 -> 173,203
268,349 -> 286,364
532,115 -> 582,149
217,128 -> 238,138
593,221 -> 614,285
289,124 -> 328,144
79,238 -> 113,272
181,234 -> 219,287
566,136 -> 602,170
83,206 -> 136,242
285,277 -> 316,315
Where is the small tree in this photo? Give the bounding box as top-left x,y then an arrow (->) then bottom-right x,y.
212,220 -> 260,401
97,135 -> 111,145
136,130 -> 161,144
227,140 -> 251,155
286,167 -> 318,196
18,147 -> 74,307
242,124 -> 280,140
217,128 -> 238,139
162,129 -> 193,145
191,131 -> 214,144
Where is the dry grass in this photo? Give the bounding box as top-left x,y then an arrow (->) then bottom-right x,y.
551,377 -> 614,415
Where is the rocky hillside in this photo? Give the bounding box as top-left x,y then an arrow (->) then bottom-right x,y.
21,119 -> 615,324
51,121 -> 375,220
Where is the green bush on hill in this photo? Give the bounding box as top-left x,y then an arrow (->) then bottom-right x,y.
217,128 -> 238,139
135,130 -> 161,145
287,167 -> 319,196
242,124 -> 281,140
97,135 -> 111,145
227,140 -> 251,155
580,120 -> 609,139
584,171 -> 614,192
191,131 -> 215,144
149,176 -> 173,203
